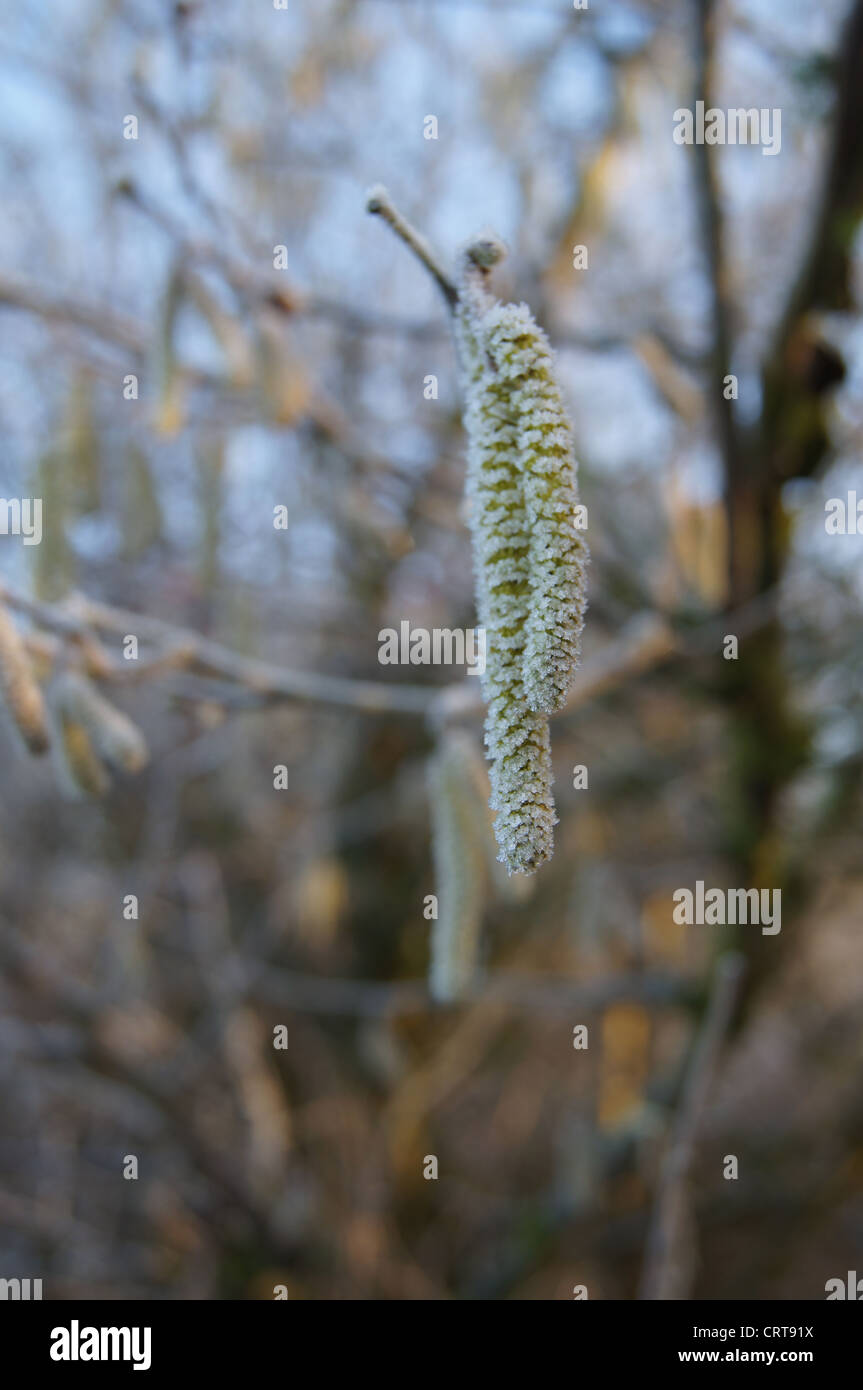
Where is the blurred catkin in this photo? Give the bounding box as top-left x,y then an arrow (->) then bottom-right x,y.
427,729 -> 489,1002
58,716 -> 111,799
455,238 -> 589,872
30,453 -> 75,601
0,602 -> 51,754
55,672 -> 149,774
122,447 -> 163,561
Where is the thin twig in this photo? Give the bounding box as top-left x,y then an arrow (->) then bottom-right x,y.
65,592 -> 437,715
0,577 -> 786,730
252,964 -> 693,1019
0,575 -> 806,736
638,951 -> 745,1300
0,272 -> 146,355
366,185 -> 458,310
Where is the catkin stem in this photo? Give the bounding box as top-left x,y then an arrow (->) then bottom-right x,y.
366,186 -> 458,309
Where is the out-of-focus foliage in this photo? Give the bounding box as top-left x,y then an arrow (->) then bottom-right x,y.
0,0 -> 861,1300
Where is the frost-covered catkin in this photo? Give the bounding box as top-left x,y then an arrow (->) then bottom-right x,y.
0,602 -> 51,754
455,247 -> 556,873
428,730 -> 488,1002
484,305 -> 588,714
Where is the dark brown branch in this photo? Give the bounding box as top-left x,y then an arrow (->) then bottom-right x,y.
691,0 -> 742,605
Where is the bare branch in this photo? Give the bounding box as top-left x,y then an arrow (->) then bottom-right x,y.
639,951 -> 745,1300
0,272 -> 146,355
252,966 -> 694,1018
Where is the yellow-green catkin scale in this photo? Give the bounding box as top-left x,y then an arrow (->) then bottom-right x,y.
0,602 -> 51,754
55,672 -> 148,773
483,305 -> 588,714
455,245 -> 556,873
428,730 -> 488,1002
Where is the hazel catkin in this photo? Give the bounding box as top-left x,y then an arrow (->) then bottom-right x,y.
454,240 -> 587,872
